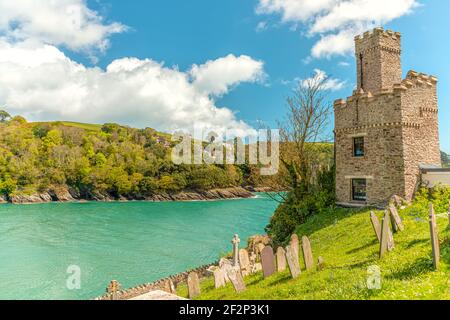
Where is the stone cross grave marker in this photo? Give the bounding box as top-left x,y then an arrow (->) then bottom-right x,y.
213,268 -> 227,289
302,236 -> 314,271
379,210 -> 395,258
187,272 -> 201,299
107,280 -> 121,300
239,249 -> 251,276
261,246 -> 276,278
389,204 -> 404,232
285,245 -> 301,279
232,234 -> 241,267
276,247 -> 287,272
291,234 -> 299,258
370,211 -> 382,243
227,267 -> 246,293
429,204 -> 440,270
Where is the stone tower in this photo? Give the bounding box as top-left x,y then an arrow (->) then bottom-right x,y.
334,28 -> 441,206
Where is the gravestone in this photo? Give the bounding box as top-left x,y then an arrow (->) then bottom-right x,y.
389,204 -> 404,232
370,211 -> 382,242
213,268 -> 227,289
379,210 -> 393,258
276,247 -> 287,272
107,280 -> 121,300
290,234 -> 299,258
317,256 -> 325,271
239,249 -> 251,276
285,245 -> 301,279
261,246 -> 276,278
226,267 -> 246,293
232,235 -> 241,267
302,236 -> 314,271
187,272 -> 200,299
429,204 -> 440,270
219,258 -> 233,283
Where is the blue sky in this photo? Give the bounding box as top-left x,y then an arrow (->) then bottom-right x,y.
0,0 -> 449,152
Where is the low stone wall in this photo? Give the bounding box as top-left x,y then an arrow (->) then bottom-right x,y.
94,261 -> 218,300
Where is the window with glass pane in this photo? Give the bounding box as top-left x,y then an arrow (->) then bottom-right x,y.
353,137 -> 365,157
352,179 -> 367,201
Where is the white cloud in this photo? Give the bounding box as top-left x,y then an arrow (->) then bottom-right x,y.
0,0 -> 126,53
301,69 -> 346,91
0,40 -> 264,135
190,54 -> 265,96
256,21 -> 269,32
256,0 -> 419,58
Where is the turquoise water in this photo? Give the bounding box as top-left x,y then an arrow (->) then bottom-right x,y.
0,194 -> 278,300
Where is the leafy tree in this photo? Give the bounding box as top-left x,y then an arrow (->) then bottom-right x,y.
0,110 -> 11,122
441,151 -> 449,167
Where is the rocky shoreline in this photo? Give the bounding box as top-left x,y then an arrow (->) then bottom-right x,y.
0,186 -> 263,205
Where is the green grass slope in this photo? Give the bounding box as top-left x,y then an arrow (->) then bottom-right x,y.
178,206 -> 449,300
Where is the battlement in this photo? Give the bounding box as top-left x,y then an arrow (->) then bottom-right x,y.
354,27 -> 401,44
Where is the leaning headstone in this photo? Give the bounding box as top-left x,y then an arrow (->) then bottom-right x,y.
213,268 -> 227,289
106,280 -> 121,300
239,249 -> 251,276
389,204 -> 404,232
290,234 -> 299,257
317,256 -> 325,271
276,247 -> 287,272
187,272 -> 200,299
429,204 -> 440,270
302,236 -> 314,271
219,259 -> 233,283
261,246 -> 276,278
226,267 -> 246,293
232,234 -> 241,267
370,211 -> 382,242
380,210 -> 393,258
285,245 -> 301,279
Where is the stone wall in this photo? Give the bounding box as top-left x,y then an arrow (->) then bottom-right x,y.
335,28 -> 441,205
94,262 -> 217,300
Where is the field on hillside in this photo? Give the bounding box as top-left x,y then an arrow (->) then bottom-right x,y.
178,205 -> 449,300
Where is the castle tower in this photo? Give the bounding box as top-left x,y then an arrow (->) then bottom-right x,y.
355,28 -> 402,94
334,28 -> 441,206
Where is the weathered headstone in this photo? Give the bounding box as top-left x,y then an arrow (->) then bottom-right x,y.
317,256 -> 325,271
285,245 -> 301,279
239,249 -> 251,276
219,258 -> 233,283
226,267 -> 246,293
107,280 -> 121,300
389,204 -> 404,232
187,272 -> 200,299
232,234 -> 241,267
290,234 -> 299,258
302,236 -> 314,271
370,211 -> 382,242
380,210 -> 393,258
276,247 -> 287,272
261,246 -> 276,278
213,268 -> 227,289
429,203 -> 440,270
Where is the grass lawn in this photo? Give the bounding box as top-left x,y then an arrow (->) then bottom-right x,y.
177,205 -> 449,300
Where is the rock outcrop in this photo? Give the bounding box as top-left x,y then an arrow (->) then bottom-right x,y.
4,187 -> 255,204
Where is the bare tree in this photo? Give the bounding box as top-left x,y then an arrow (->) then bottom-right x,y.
266,72 -> 334,202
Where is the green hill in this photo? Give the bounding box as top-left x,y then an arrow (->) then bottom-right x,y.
178,201 -> 449,300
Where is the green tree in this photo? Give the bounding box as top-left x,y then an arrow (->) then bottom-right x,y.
0,110 -> 11,122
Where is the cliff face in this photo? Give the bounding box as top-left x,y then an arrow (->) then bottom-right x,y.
5,187 -> 255,204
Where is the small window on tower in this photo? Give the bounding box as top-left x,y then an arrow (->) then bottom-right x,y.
353,137 -> 365,157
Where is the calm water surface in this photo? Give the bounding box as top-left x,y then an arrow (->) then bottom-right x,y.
0,194 -> 278,300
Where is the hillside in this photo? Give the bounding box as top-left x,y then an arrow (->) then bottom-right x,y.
0,118 -> 274,203
178,200 -> 450,300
